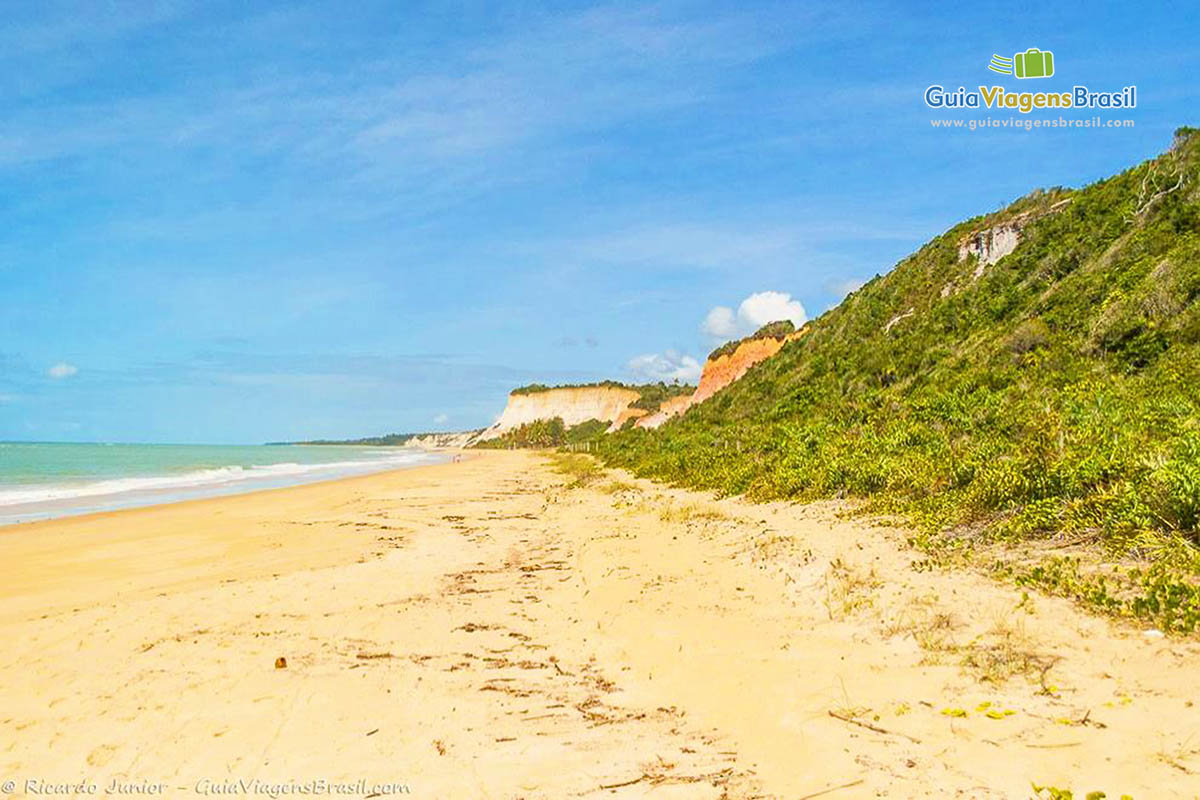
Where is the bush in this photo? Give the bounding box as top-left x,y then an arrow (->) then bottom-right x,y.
1007,319 -> 1051,355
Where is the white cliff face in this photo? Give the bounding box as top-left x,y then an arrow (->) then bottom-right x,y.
475,386 -> 644,442
949,197 -> 1071,292
958,224 -> 1021,273
404,431 -> 481,449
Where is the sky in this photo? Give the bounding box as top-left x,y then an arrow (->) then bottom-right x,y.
1,0 -> 1196,443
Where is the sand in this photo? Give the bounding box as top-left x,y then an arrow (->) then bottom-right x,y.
2,450 -> 1198,799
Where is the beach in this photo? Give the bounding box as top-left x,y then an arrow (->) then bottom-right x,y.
2,450 -> 1198,798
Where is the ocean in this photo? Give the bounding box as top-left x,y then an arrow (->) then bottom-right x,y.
0,442 -> 443,525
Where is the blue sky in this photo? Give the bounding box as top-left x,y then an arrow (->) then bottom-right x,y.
1,0 -> 1196,443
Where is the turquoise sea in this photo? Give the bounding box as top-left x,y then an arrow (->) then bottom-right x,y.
0,442 -> 442,525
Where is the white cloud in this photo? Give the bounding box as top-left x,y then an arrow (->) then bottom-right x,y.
433,412 -> 449,425
738,290 -> 806,329
701,305 -> 738,338
626,349 -> 702,383
701,291 -> 807,342
47,362 -> 78,379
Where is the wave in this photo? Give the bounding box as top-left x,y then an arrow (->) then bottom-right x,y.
0,451 -> 432,508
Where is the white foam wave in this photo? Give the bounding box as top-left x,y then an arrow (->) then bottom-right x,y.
0,451 -> 431,508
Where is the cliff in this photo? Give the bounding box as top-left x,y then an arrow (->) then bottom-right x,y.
474,328 -> 807,439
404,431 -> 480,449
636,327 -> 806,429
633,394 -> 693,429
953,196 -> 1073,284
281,430 -> 482,447
475,385 -> 644,442
956,222 -> 1020,272
693,331 -> 805,404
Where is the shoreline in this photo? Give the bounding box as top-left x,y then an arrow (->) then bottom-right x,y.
2,450 -> 1198,797
0,446 -> 451,528
0,449 -> 463,534
0,454 -> 471,624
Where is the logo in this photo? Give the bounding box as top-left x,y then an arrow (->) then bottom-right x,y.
923,45 -> 1136,116
989,48 -> 1055,79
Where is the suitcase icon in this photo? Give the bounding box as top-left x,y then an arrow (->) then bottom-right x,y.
1013,48 -> 1054,79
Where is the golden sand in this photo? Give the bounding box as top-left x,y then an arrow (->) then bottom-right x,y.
2,450 -> 1198,798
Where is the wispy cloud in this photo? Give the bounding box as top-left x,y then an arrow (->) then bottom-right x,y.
556,336 -> 600,349
551,223 -> 802,272
512,209 -> 930,282
94,350 -> 595,396
47,362 -> 78,379
0,4 -> 793,206
0,1 -> 186,58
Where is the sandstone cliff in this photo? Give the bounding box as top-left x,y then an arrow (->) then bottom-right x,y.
475,324 -> 806,440
692,333 -> 801,404
636,327 -> 806,429
475,385 -> 644,442
404,431 -> 481,449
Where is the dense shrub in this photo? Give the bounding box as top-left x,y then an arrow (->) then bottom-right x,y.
476,418 -> 612,449
477,417 -> 567,448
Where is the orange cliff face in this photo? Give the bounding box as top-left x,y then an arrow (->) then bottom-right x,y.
636,328 -> 806,429
475,386 -> 645,442
692,334 -> 794,404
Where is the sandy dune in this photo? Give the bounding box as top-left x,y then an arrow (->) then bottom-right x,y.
2,451 -> 1198,798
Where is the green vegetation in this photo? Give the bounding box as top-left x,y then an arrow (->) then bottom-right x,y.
595,129 -> 1200,632
510,380 -> 631,395
476,417 -> 609,449
1032,786 -> 1133,800
545,451 -> 604,487
708,320 -> 797,361
476,418 -> 566,448
563,418 -> 610,443
510,383 -> 557,395
629,381 -> 694,411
